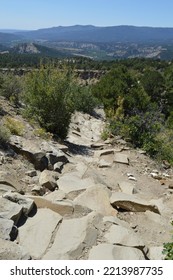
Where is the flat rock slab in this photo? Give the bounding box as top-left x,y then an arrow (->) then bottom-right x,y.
0,197 -> 23,224
99,159 -> 112,168
94,149 -> 115,158
19,208 -> 62,259
57,173 -> 95,193
3,192 -> 34,216
110,192 -> 160,214
27,196 -> 73,216
89,244 -> 145,260
39,170 -> 59,191
43,212 -> 101,260
74,185 -> 117,217
118,181 -> 136,195
148,246 -> 164,260
104,224 -> 144,247
0,218 -> 15,240
0,183 -> 16,195
0,238 -> 30,260
114,153 -> 129,164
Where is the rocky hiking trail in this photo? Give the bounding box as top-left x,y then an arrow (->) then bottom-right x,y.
1,101 -> 173,260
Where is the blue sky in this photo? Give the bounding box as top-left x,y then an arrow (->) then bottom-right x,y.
0,0 -> 173,30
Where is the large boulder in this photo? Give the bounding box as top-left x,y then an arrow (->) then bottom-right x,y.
18,208 -> 62,259
110,192 -> 160,214
89,244 -> 145,260
27,195 -> 74,216
0,218 -> 17,240
57,173 -> 95,194
0,238 -> 30,260
3,192 -> 34,216
39,170 -> 59,191
0,197 -> 23,224
74,185 -> 117,216
43,212 -> 101,259
104,224 -> 145,247
9,136 -> 48,171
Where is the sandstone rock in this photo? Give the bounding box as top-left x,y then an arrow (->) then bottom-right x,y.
43,212 -> 101,260
114,153 -> 129,164
150,173 -> 162,180
25,170 -> 37,177
0,197 -> 23,224
31,185 -> 46,196
18,208 -> 62,259
0,183 -> 16,195
99,159 -> 112,168
110,192 -> 160,214
89,244 -> 145,260
9,136 -> 48,171
168,182 -> 173,189
74,185 -> 117,216
148,246 -> 164,260
91,142 -> 106,149
3,192 -> 34,216
0,238 -> 30,260
27,195 -> 73,216
118,181 -> 136,195
94,149 -> 115,158
47,152 -> 68,169
104,224 -> 144,247
53,162 -> 64,172
57,173 -> 94,193
45,190 -> 66,201
0,218 -> 16,240
39,170 -> 59,191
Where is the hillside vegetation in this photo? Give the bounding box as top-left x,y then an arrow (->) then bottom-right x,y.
1,58 -> 173,166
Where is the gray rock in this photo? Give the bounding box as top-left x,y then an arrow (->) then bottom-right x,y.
74,185 -> 117,216
110,192 -> 160,214
53,162 -> 64,172
57,173 -> 94,193
39,170 -> 59,191
0,238 -> 30,260
104,224 -> 144,247
99,159 -> 112,168
0,197 -> 23,224
89,244 -> 145,260
3,192 -> 34,216
118,181 -> 136,195
31,185 -> 46,196
94,149 -> 115,158
9,136 -> 48,171
25,170 -> 37,177
27,195 -> 73,216
0,218 -> 16,240
148,246 -> 164,260
43,212 -> 101,259
114,153 -> 129,164
18,208 -> 62,259
0,183 -> 16,195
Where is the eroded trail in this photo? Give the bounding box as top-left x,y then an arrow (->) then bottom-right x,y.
1,105 -> 173,260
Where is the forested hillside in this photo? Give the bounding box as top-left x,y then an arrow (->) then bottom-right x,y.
1,58 -> 173,166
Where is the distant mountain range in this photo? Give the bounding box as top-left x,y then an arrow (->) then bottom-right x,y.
1,25 -> 173,60
1,25 -> 173,43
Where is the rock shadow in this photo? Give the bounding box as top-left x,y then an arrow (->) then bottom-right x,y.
64,141 -> 93,156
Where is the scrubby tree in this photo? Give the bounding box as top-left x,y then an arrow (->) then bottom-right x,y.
23,65 -> 75,138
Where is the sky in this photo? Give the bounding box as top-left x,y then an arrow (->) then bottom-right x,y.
0,0 -> 173,30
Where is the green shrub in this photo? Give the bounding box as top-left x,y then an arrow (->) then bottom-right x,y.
69,85 -> 99,114
0,125 -> 11,147
22,65 -> 75,139
4,116 -> 25,136
33,128 -> 53,140
0,73 -> 22,105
